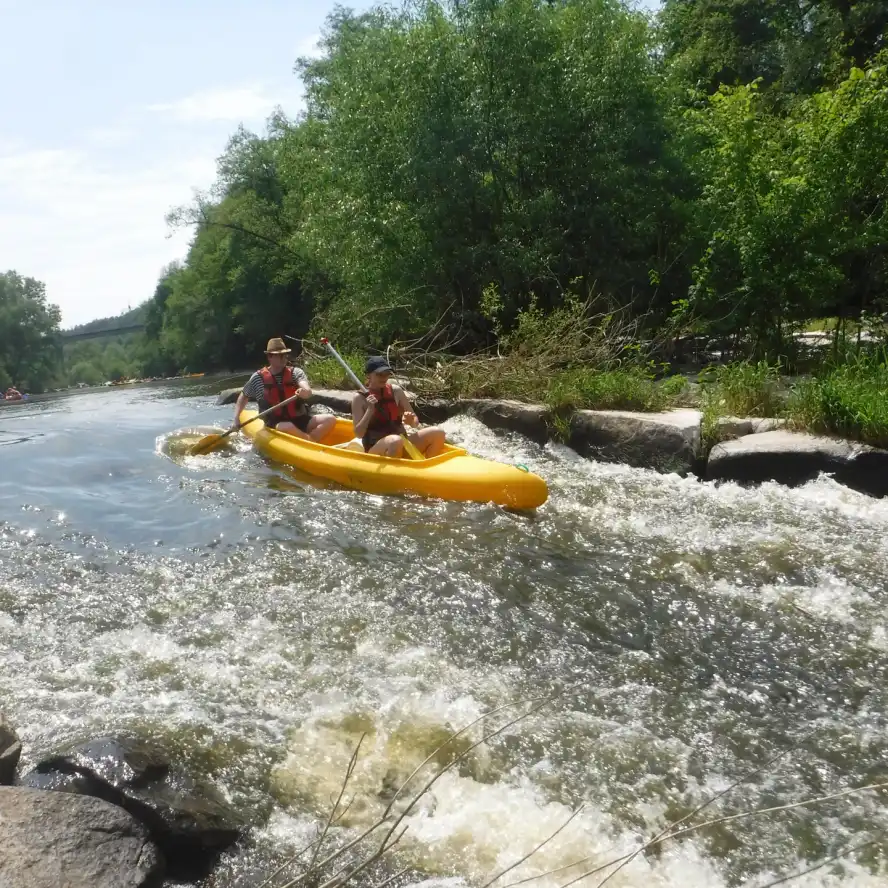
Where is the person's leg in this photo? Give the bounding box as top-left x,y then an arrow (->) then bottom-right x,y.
307,413 -> 336,443
410,426 -> 446,457
367,434 -> 404,458
273,420 -> 311,440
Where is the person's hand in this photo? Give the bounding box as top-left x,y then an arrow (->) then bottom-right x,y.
365,393 -> 379,406
402,411 -> 418,427
297,388 -> 311,399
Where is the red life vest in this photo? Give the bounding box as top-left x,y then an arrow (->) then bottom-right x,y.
258,367 -> 304,421
367,384 -> 402,433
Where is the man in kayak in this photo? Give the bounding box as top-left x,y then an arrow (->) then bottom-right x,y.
351,356 -> 446,457
233,338 -> 336,442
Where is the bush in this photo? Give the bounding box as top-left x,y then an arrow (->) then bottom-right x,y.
787,354 -> 888,447
546,367 -> 670,412
699,361 -> 783,417
303,354 -> 365,391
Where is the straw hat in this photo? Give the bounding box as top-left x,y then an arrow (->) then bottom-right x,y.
265,337 -> 291,355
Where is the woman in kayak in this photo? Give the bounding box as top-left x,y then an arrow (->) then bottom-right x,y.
352,356 -> 446,458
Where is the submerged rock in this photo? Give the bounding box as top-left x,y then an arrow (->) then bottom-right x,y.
0,712 -> 22,784
569,408 -> 703,474
21,736 -> 244,881
706,430 -> 888,497
0,786 -> 164,888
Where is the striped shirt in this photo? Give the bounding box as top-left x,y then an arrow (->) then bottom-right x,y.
242,366 -> 309,409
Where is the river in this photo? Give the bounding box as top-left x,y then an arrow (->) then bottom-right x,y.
1,378 -> 887,887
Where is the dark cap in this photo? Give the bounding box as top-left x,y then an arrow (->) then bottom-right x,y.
365,355 -> 394,375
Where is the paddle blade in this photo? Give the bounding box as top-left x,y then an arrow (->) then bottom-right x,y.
190,433 -> 226,455
402,434 -> 424,460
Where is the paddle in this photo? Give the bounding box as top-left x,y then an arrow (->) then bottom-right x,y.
189,389 -> 306,455
320,338 -> 424,461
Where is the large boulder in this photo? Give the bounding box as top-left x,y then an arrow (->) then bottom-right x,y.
459,399 -> 552,445
0,786 -> 164,888
706,430 -> 888,497
414,397 -> 460,425
309,388 -> 354,414
216,387 -> 243,406
21,736 -> 244,881
0,712 -> 21,785
569,408 -> 703,474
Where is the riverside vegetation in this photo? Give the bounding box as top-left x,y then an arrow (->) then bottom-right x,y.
3,0 -> 888,449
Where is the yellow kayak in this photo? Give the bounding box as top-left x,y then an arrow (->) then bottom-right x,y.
238,410 -> 548,509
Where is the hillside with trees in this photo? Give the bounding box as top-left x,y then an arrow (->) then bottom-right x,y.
131,0 -> 885,377
7,0 -> 887,423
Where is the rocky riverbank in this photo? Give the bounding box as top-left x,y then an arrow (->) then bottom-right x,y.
0,715 -> 244,887
218,387 -> 888,498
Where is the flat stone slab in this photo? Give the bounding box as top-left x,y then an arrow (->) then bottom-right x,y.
459,399 -> 551,445
569,408 -> 702,474
707,430 -> 888,497
0,786 -> 164,888
715,416 -> 787,441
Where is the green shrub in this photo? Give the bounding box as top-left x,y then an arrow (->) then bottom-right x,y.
787,354 -> 888,447
699,360 -> 783,417
546,367 -> 669,412
303,355 -> 365,390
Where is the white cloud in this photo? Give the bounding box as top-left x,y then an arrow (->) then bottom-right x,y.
295,33 -> 324,61
0,145 -> 216,326
147,84 -> 296,124
85,124 -> 137,148
1,78 -> 303,327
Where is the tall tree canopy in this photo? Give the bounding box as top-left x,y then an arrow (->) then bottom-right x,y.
0,271 -> 62,392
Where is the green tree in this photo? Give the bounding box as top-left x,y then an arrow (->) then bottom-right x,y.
682,59 -> 888,356
659,0 -> 888,95
0,271 -> 63,392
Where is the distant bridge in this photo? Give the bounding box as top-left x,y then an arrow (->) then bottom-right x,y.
61,323 -> 146,342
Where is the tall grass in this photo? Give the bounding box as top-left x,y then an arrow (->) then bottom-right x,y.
788,351 -> 888,448
698,360 -> 784,417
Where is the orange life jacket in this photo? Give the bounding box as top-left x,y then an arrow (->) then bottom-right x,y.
258,367 -> 304,421
366,384 -> 402,434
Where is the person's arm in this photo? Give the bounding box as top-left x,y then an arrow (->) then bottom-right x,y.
233,392 -> 249,420
235,373 -> 259,423
393,385 -> 418,427
292,366 -> 312,399
351,393 -> 376,437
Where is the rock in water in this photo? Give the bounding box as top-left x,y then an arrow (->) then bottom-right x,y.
0,712 -> 22,784
569,408 -> 703,474
21,736 -> 244,880
460,399 -> 552,445
706,430 -> 888,498
0,785 -> 164,888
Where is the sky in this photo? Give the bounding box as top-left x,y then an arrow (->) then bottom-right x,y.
0,0 -> 658,329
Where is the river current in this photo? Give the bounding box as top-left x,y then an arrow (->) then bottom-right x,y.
0,378 -> 886,887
